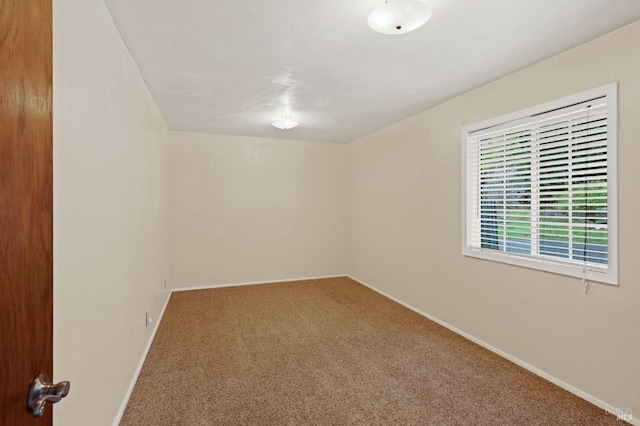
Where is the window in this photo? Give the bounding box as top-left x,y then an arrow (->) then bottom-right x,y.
462,84 -> 617,285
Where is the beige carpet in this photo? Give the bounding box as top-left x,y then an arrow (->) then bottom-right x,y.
120,277 -> 618,425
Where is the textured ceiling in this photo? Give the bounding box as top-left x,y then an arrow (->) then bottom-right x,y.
103,0 -> 640,143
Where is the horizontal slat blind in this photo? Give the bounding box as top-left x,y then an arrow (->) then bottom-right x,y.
466,97 -> 609,272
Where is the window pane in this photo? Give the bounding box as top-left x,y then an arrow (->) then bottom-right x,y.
465,86 -> 615,284
479,133 -> 531,254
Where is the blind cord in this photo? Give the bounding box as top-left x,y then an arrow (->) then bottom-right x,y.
583,266 -> 590,295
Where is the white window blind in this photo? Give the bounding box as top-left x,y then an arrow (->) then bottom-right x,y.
463,84 -> 617,285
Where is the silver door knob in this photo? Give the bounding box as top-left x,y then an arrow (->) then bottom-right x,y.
27,373 -> 70,417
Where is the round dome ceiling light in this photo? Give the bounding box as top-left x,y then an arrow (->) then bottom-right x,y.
272,116 -> 299,130
368,0 -> 432,35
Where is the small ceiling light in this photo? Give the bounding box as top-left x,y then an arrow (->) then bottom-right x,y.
272,116 -> 299,130
368,0 -> 432,35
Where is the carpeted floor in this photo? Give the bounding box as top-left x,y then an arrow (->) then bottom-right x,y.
120,277 -> 618,425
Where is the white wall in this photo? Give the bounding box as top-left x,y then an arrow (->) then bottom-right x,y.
349,20 -> 640,414
171,132 -> 348,288
51,1 -> 639,421
53,0 -> 171,424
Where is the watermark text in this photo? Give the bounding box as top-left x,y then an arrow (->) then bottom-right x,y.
605,406 -> 634,422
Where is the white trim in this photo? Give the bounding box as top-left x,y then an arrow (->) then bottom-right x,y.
171,274 -> 348,292
112,290 -> 172,426
463,84 -> 616,135
347,274 -> 637,425
605,84 -> 619,285
112,274 -> 637,425
461,83 -> 618,286
113,274 -> 348,424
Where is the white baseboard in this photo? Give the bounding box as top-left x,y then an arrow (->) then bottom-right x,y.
346,274 -> 637,426
112,274 -> 347,425
112,274 -> 637,426
172,274 -> 348,292
112,290 -> 172,426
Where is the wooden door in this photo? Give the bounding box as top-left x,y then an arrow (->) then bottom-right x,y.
0,0 -> 54,424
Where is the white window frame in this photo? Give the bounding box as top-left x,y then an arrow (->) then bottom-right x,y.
462,84 -> 618,285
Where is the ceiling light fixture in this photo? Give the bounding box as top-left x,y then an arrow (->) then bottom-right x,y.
272,116 -> 299,130
368,0 -> 432,35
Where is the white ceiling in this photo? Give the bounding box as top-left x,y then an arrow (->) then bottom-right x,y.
103,0 -> 640,143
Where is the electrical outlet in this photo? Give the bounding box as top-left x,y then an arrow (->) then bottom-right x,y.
145,312 -> 153,327
164,279 -> 167,289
